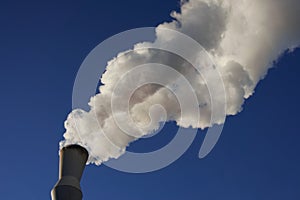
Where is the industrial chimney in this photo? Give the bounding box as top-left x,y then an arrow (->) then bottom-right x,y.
51,144 -> 89,200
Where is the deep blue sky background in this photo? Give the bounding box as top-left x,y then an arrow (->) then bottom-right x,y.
0,0 -> 300,199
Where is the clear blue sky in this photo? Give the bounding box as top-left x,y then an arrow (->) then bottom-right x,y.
0,0 -> 299,199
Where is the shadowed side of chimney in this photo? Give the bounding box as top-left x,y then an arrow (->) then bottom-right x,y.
51,144 -> 89,200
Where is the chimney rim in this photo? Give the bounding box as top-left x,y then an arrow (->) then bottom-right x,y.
62,144 -> 89,156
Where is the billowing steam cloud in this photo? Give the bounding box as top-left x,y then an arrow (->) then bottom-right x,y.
60,0 -> 300,165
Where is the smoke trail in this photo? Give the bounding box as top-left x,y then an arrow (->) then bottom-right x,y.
60,0 -> 300,165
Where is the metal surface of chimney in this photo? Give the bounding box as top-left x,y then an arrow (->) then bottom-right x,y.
51,144 -> 89,200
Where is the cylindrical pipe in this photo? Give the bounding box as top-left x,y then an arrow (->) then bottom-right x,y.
51,144 -> 89,200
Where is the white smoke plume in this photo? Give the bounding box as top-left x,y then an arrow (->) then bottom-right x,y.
60,0 -> 300,165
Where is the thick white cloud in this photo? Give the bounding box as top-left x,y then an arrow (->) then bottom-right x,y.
61,0 -> 300,165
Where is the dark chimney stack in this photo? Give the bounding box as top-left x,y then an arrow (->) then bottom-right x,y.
51,144 -> 89,200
